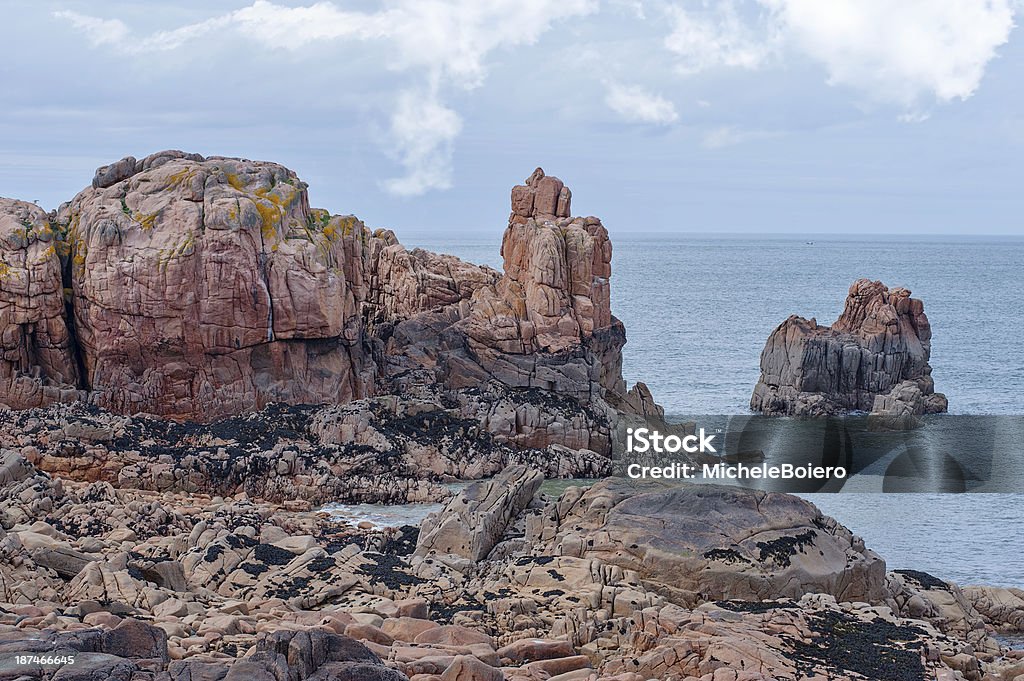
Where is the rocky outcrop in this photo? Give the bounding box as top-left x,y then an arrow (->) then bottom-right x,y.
0,199 -> 83,410
59,152 -> 383,418
527,480 -> 887,605
886,569 -> 999,655
751,278 -> 948,416
963,585 -> 1024,632
1,155 -> 651,456
451,169 -> 620,401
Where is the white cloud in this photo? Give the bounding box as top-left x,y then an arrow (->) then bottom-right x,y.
604,81 -> 679,125
663,0 -> 1017,112
701,126 -> 780,148
53,10 -> 130,47
382,89 -> 463,196
763,0 -> 1017,106
663,1 -> 779,73
53,0 -> 596,195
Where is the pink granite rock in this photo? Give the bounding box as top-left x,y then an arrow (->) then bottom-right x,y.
750,279 -> 947,416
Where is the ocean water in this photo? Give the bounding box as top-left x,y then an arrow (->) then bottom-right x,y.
397,232 -> 1024,587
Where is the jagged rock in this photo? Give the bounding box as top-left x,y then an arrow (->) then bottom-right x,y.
751,279 -> 948,416
451,177 -> 620,401
415,465 -> 543,562
528,480 -> 887,604
510,168 -> 572,222
3,155 -> 654,463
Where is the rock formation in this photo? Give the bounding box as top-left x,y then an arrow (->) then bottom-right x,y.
0,199 -> 83,409
0,154 -> 655,457
415,464 -> 542,562
751,278 -> 948,416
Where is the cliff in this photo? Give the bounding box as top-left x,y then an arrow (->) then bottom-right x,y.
750,278 -> 948,416
0,153 -> 655,450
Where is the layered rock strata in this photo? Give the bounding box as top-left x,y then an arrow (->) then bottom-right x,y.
1,154 -> 654,457
751,278 -> 948,416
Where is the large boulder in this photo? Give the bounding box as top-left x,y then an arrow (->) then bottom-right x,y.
57,151 -> 380,418
528,480 -> 887,604
750,279 -> 948,416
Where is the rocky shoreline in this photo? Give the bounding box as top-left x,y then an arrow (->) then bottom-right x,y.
2,154 -> 1022,680
2,446 -> 1024,681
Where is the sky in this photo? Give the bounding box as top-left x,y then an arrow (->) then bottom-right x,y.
1,0 -> 1022,237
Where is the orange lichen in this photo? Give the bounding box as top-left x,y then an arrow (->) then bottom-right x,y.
167,167 -> 196,188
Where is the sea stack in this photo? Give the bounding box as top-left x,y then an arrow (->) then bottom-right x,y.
750,278 -> 948,416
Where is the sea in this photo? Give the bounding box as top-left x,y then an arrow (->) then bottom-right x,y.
330,232 -> 1024,588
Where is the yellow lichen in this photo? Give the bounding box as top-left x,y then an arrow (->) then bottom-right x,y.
226,173 -> 246,191
166,167 -> 197,190
137,212 -> 157,231
256,200 -> 282,242
0,261 -> 10,279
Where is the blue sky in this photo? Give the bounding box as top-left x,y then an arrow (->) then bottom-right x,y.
2,0 -> 1022,236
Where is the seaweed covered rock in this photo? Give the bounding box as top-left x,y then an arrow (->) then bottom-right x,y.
751,279 -> 948,416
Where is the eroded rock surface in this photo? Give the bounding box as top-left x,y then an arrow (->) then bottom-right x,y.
751,278 -> 948,416
415,465 -> 542,561
1,156 -> 652,461
0,199 -> 83,410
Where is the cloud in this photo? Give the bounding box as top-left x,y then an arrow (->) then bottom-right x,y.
604,81 -> 679,125
53,10 -> 130,47
763,0 -> 1017,106
662,0 -> 1017,112
663,1 -> 779,73
701,126 -> 780,148
53,0 -> 595,195
382,89 -> 463,196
